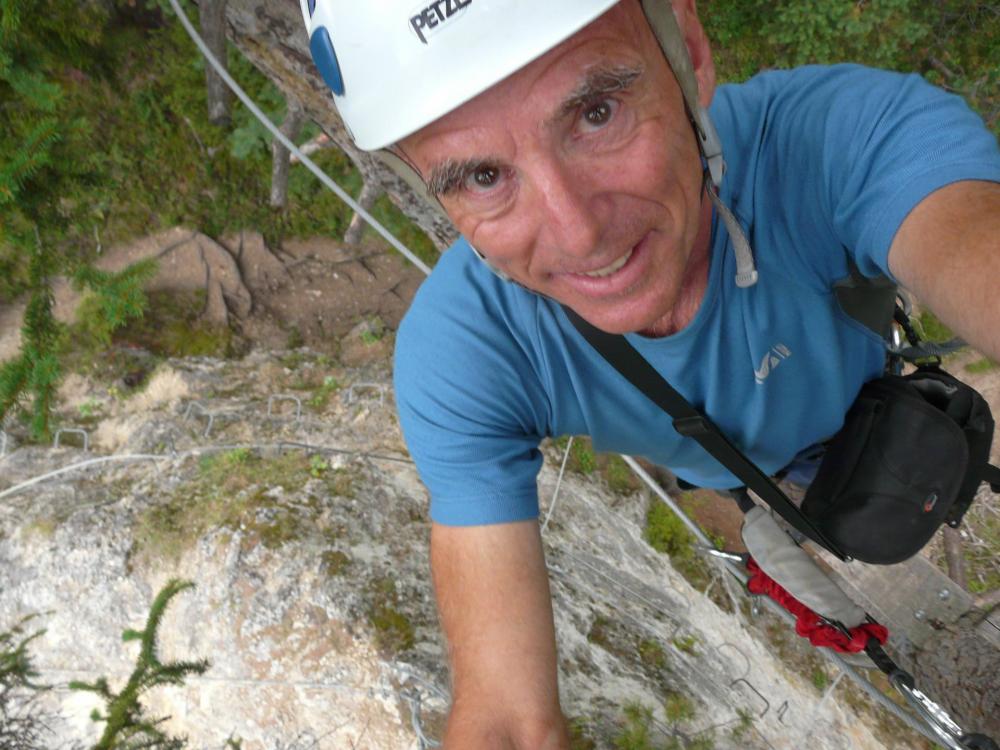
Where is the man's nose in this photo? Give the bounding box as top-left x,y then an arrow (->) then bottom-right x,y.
531,157 -> 602,258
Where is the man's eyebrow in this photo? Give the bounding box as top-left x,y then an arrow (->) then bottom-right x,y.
552,63 -> 645,123
427,157 -> 500,198
423,65 -> 643,197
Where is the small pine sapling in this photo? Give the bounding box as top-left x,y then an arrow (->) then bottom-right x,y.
0,241 -> 62,440
0,613 -> 56,750
70,580 -> 209,750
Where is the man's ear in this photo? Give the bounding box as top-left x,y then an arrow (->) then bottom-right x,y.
672,0 -> 716,107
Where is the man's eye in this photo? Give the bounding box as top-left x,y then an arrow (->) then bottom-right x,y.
581,99 -> 617,130
466,165 -> 502,192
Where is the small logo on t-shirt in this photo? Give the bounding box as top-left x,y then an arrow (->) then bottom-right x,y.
754,344 -> 792,384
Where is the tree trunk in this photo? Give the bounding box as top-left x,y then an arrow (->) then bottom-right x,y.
343,179 -> 382,246
942,526 -> 968,590
220,0 -> 456,253
270,98 -> 305,209
907,614 -> 1000,739
199,0 -> 231,126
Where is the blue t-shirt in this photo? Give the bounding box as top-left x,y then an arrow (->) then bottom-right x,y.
394,65 -> 1000,526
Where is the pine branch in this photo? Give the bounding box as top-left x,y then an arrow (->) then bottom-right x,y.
0,120 -> 60,208
71,579 -> 209,750
73,258 -> 158,345
0,356 -> 30,423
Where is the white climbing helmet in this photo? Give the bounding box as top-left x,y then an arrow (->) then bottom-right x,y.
299,0 -> 709,156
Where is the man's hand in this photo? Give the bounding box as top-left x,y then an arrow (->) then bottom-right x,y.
889,180 -> 1000,360
431,519 -> 570,749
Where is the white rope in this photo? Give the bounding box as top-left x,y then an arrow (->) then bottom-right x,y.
540,436 -> 573,534
0,455 -> 164,501
165,0 -> 433,277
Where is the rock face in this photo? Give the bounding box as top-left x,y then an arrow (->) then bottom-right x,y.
0,351 -> 910,749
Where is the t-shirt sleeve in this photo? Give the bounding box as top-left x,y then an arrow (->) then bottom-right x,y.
393,254 -> 550,526
802,66 -> 1000,278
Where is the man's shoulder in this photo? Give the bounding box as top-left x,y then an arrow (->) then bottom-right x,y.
716,63 -> 912,103
395,238 -> 549,386
712,64 -> 924,139
401,238 -> 532,327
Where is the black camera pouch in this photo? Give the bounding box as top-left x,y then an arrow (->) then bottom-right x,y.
801,366 -> 995,564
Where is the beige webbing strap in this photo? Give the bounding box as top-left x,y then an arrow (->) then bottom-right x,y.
639,0 -> 702,125
742,507 -> 867,628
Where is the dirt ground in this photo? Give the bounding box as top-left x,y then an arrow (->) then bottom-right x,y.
0,228 -> 427,364
239,235 -> 426,351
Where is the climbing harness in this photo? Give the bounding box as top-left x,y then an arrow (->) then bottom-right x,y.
564,305 -> 1000,748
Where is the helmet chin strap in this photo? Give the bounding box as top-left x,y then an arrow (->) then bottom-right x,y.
641,0 -> 758,288
695,107 -> 759,288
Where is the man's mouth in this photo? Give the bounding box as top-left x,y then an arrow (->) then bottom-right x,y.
579,249 -> 634,278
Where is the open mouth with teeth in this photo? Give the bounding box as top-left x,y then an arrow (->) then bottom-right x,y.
578,248 -> 634,278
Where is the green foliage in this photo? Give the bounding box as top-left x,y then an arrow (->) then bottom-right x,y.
0,0 -> 110,298
812,665 -> 830,692
604,454 -> 640,495
567,717 -> 598,750
729,708 -> 756,741
308,454 -> 329,478
571,438 -> 598,474
671,634 -> 699,656
1,2 -> 438,309
132,449 -> 328,564
366,577 -> 415,655
663,691 -> 695,725
0,613 -> 54,750
643,499 -> 717,590
70,579 -> 209,750
72,260 -> 158,346
916,309 -> 955,344
70,289 -> 235,365
644,501 -> 695,559
613,703 -> 658,750
965,357 -> 997,374
306,375 -> 340,410
0,236 -> 157,439
551,437 -> 640,494
702,0 -> 999,135
637,638 -> 667,670
0,243 -> 62,440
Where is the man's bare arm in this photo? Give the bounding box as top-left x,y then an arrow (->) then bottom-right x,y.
888,180 -> 1000,360
431,520 -> 570,749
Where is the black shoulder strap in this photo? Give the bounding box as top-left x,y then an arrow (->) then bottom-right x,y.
562,306 -> 850,561
983,463 -> 1000,494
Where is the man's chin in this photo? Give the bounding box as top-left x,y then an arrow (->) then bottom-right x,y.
563,303 -> 664,336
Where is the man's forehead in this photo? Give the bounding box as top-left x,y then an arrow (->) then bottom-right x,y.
401,3 -> 651,154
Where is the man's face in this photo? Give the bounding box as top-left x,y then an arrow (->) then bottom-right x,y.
400,1 -> 715,334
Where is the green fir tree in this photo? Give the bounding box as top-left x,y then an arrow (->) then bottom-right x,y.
70,580 -> 209,750
0,613 -> 55,750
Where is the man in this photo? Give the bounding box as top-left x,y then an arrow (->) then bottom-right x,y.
301,1 -> 1000,746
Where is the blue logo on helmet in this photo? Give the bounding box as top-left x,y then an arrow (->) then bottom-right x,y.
309,26 -> 344,96
307,0 -> 316,17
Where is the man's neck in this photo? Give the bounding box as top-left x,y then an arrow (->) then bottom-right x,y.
639,194 -> 714,338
